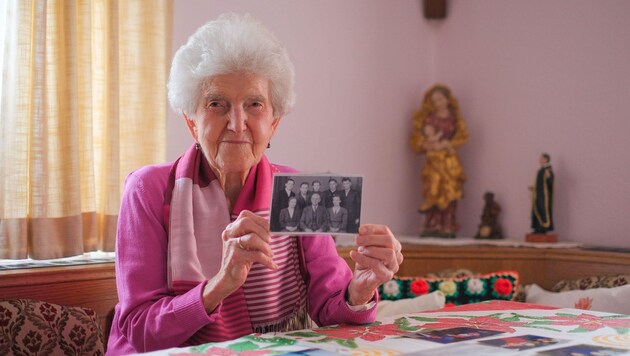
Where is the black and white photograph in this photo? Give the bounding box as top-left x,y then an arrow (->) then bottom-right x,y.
270,173 -> 363,235
477,334 -> 564,351
402,327 -> 503,344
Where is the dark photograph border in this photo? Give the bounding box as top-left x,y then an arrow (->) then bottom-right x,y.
270,173 -> 363,236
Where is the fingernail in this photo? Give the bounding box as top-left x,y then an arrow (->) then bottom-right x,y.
358,246 -> 365,253
359,226 -> 367,234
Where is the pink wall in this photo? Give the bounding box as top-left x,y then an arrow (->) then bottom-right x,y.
433,0 -> 630,248
168,1 -> 630,248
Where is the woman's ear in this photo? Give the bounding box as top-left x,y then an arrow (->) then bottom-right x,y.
270,116 -> 282,135
183,112 -> 198,141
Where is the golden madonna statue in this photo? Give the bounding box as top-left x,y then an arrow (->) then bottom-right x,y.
410,84 -> 468,237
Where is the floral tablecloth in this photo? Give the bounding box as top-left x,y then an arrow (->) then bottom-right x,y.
141,301 -> 630,355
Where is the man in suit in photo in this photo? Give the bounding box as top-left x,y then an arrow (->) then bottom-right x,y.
340,177 -> 361,233
328,195 -> 348,233
296,182 -> 310,212
310,180 -> 321,198
322,178 -> 340,209
299,192 -> 329,233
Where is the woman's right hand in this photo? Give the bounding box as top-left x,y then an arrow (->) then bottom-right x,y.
201,210 -> 277,313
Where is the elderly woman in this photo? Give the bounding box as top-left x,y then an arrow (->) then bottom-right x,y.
106,14 -> 402,354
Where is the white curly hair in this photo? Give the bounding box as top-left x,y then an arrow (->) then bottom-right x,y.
167,13 -> 295,118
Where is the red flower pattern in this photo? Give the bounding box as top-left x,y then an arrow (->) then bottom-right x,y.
69,324 -> 87,345
39,303 -> 58,322
24,330 -> 43,353
0,306 -> 12,327
416,315 -> 526,333
547,313 -> 630,331
317,322 -> 406,342
574,297 -> 593,310
411,279 -> 430,296
493,278 -> 513,297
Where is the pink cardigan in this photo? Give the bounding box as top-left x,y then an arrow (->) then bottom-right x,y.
106,160 -> 376,355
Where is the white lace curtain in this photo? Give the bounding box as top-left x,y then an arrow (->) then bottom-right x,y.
0,0 -> 171,259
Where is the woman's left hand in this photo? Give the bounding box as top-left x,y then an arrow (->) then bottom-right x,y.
347,224 -> 403,305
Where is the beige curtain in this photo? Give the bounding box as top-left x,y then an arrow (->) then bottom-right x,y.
0,0 -> 171,259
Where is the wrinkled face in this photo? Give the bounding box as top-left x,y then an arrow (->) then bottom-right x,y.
186,72 -> 281,176
430,91 -> 449,112
310,193 -> 321,205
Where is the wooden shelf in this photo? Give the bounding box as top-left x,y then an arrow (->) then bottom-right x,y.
336,244 -> 630,289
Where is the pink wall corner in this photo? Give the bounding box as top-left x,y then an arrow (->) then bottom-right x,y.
168,0 -> 630,248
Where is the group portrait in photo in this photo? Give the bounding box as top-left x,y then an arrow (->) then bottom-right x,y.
270,175 -> 363,235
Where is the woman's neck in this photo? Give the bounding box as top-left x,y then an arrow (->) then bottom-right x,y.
220,171 -> 248,211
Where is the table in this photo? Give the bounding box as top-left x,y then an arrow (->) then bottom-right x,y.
142,301 -> 630,355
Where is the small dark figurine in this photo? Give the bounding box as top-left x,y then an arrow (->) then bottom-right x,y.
526,153 -> 557,243
530,153 -> 554,234
475,192 -> 503,239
